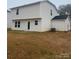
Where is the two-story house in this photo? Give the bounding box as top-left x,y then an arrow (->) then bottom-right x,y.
7,0 -> 70,32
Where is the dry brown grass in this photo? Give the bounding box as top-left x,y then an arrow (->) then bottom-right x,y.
7,31 -> 71,59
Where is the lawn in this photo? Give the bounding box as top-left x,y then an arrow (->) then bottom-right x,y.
7,31 -> 71,59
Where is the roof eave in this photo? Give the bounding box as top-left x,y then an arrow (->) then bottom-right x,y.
10,1 -> 41,10
12,18 -> 42,21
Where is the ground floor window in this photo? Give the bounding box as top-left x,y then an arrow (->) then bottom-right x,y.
35,20 -> 38,25
18,21 -> 20,28
15,21 -> 17,27
15,21 -> 20,28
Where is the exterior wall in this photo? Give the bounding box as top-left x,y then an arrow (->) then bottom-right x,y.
7,12 -> 12,28
11,19 -> 42,32
40,1 -> 58,31
65,17 -> 71,31
51,20 -> 67,31
29,20 -> 42,32
12,21 -> 27,31
51,18 -> 71,31
11,3 -> 40,20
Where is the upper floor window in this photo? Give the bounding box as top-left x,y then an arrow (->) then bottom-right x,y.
50,9 -> 52,16
35,20 -> 38,25
16,9 -> 19,15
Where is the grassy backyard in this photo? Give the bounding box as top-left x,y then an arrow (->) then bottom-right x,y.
7,31 -> 71,59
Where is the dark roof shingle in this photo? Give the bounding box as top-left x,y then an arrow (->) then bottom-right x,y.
52,15 -> 68,20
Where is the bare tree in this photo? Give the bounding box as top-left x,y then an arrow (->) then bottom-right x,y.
58,4 -> 71,16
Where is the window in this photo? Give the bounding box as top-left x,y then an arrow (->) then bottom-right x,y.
15,21 -> 17,27
16,9 -> 19,15
35,20 -> 38,25
18,21 -> 20,28
15,21 -> 20,28
50,9 -> 52,16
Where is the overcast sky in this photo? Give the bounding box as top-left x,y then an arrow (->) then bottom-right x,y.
7,0 -> 71,9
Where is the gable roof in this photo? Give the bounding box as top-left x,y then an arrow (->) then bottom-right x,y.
52,15 -> 68,20
10,0 -> 57,11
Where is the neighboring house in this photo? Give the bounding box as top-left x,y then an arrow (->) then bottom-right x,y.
51,15 -> 71,31
7,0 -> 70,32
